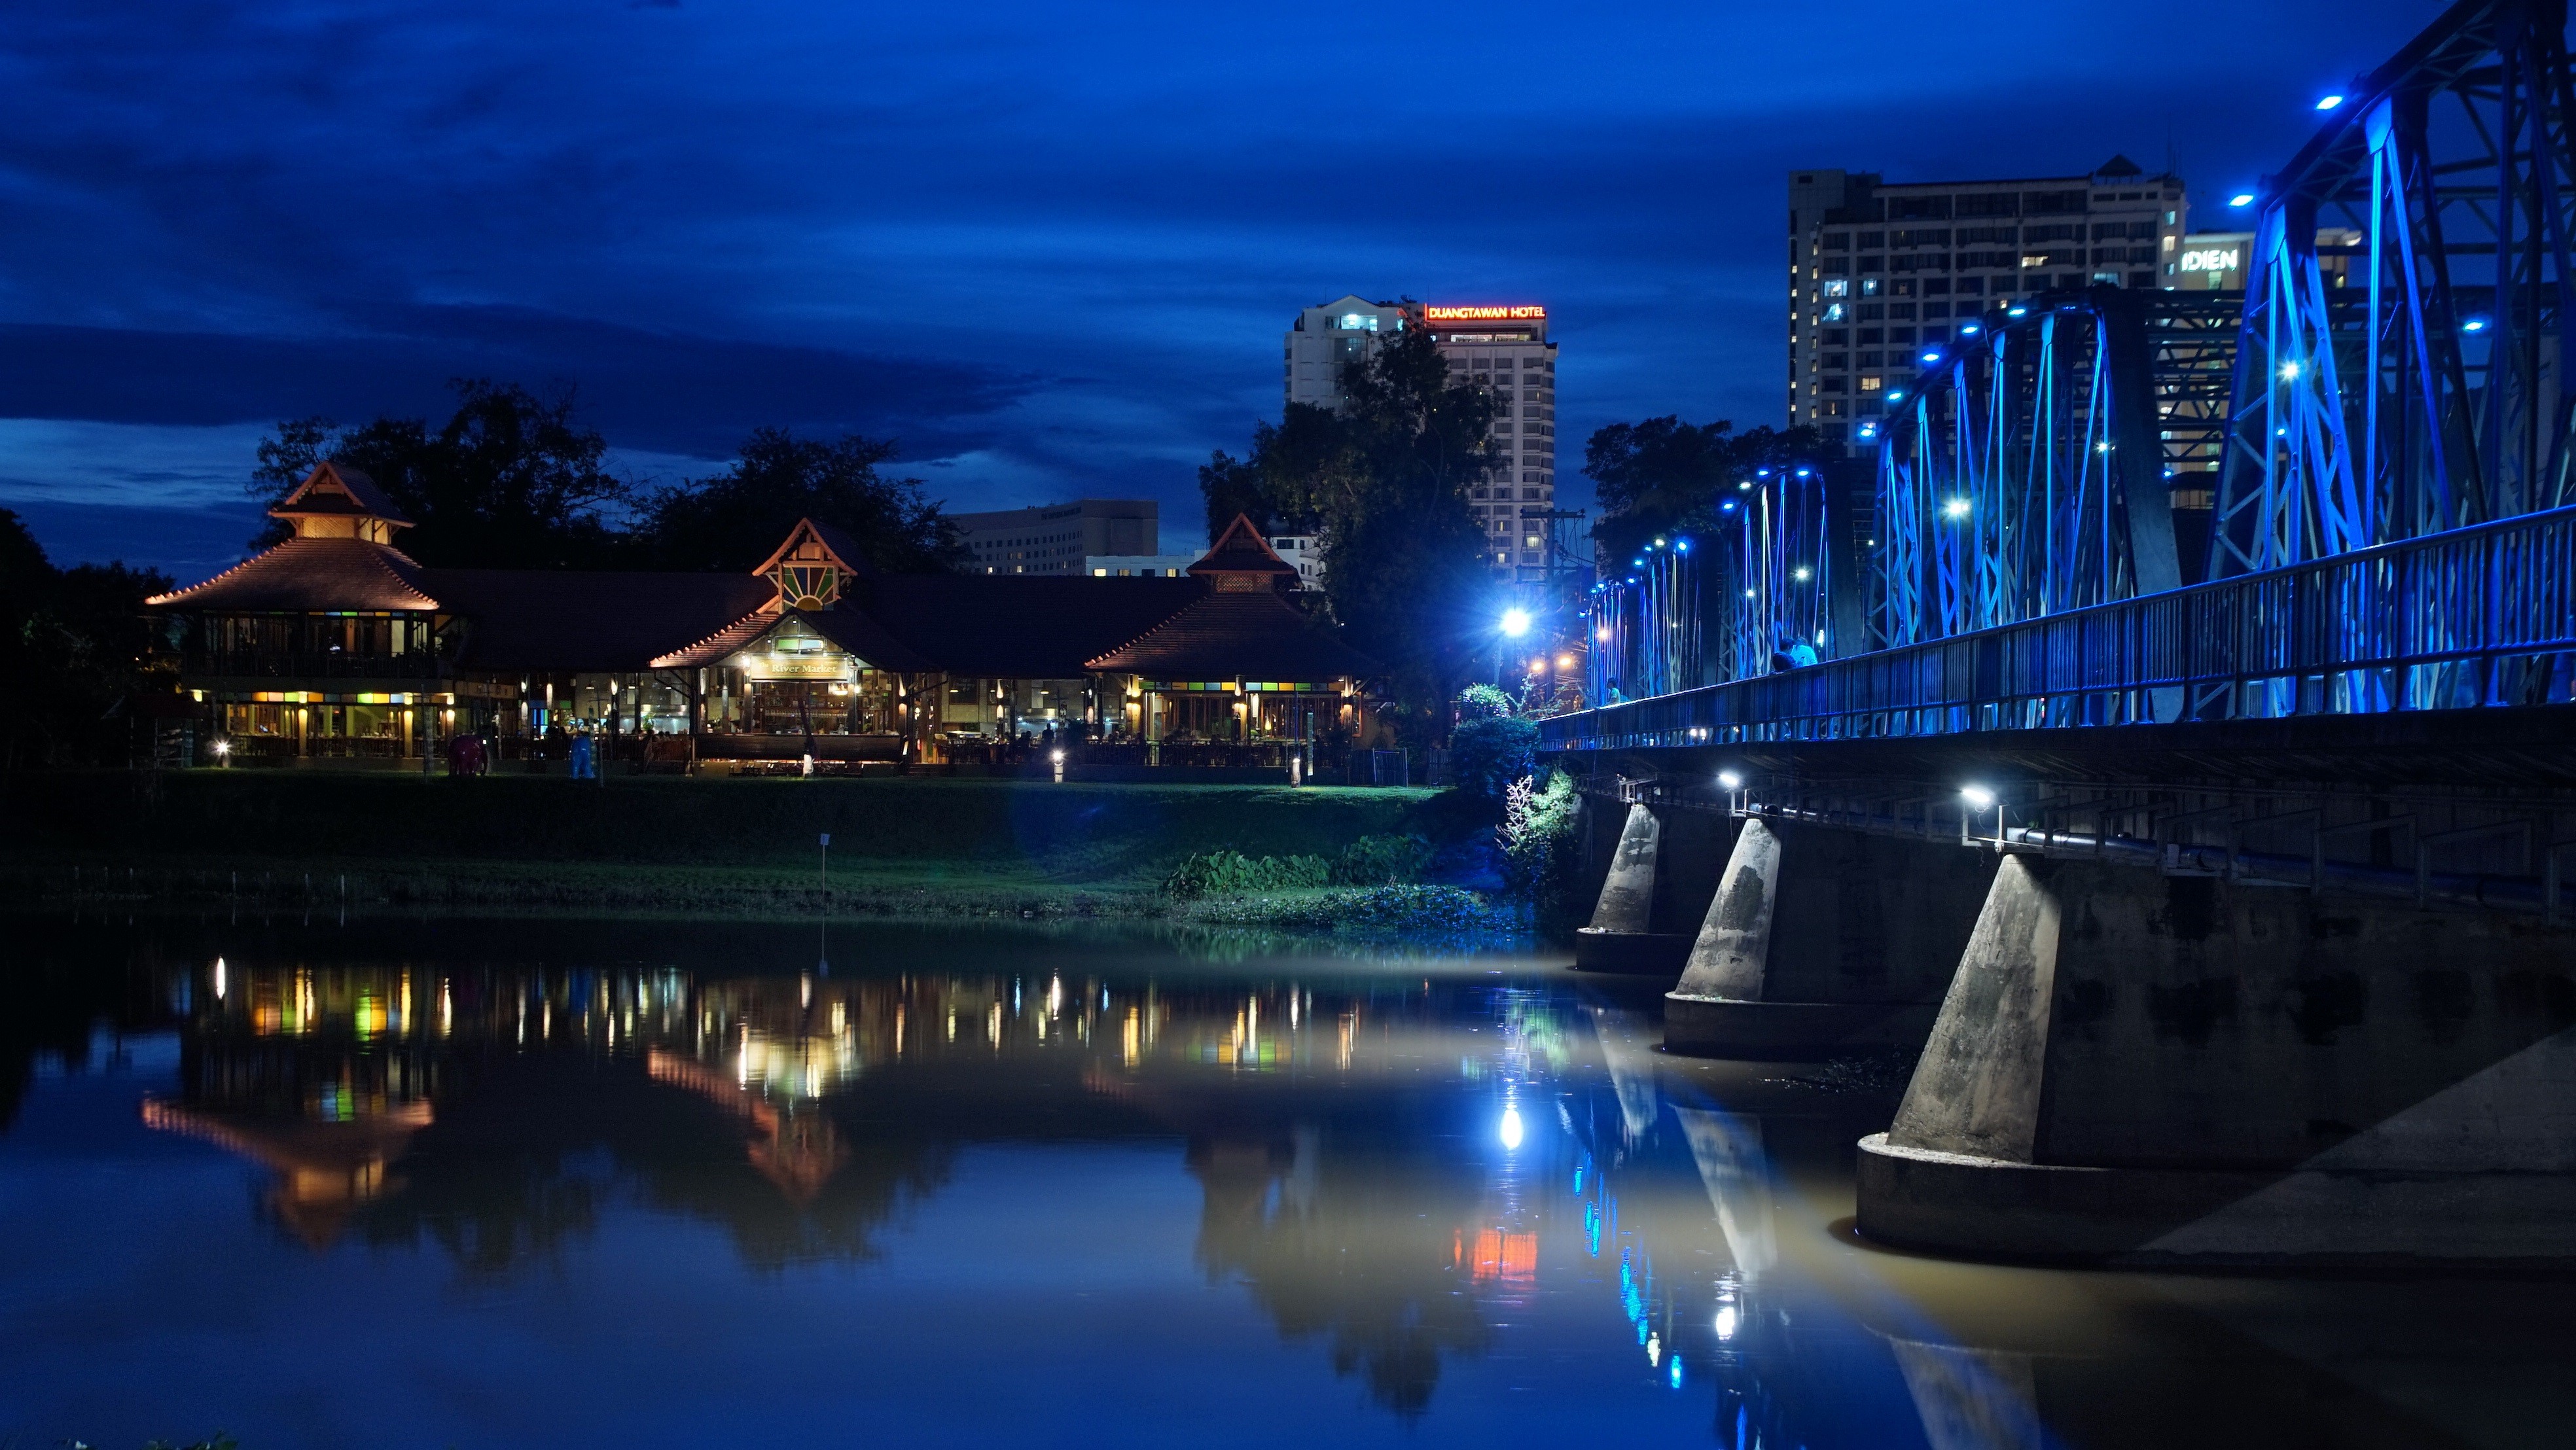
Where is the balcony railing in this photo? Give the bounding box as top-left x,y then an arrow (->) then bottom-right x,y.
1543,504 -> 2576,751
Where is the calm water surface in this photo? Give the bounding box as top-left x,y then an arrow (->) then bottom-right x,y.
2,914 -> 2569,1449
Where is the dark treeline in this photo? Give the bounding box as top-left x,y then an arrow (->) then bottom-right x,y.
1196,328 -> 1495,737
249,379 -> 970,574
0,508 -> 173,769
1581,415 -> 1823,569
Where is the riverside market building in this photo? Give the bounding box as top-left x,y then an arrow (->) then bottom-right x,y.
146,463 -> 1384,773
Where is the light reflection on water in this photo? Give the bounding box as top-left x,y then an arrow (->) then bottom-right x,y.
0,915 -> 2568,1449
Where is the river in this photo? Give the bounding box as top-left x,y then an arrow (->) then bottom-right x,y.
0,914 -> 2567,1447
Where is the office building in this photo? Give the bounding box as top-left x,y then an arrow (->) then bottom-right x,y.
1787,156 -> 2189,453
1267,533 -> 1323,589
952,499 -> 1156,576
1284,296 -> 1562,576
1420,304 -> 1560,576
2172,228 -> 2362,292
1285,296 -> 1410,412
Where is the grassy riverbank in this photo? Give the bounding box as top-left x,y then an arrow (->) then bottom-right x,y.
0,772 -> 1511,934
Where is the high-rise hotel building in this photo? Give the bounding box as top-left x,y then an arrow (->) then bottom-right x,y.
1285,295 -> 1560,574
1787,157 -> 2187,453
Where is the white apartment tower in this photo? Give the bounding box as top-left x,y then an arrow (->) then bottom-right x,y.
1787,157 -> 2187,453
1284,295 -> 1561,576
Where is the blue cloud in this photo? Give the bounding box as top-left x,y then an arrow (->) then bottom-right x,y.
0,0 -> 2441,572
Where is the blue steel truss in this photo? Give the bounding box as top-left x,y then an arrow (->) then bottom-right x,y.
1584,466 -> 1838,701
1560,0 -> 2576,737
1870,291 -> 2186,653
2215,0 -> 2576,577
1543,503 -> 2576,749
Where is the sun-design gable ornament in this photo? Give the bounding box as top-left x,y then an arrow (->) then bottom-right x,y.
752,518 -> 863,611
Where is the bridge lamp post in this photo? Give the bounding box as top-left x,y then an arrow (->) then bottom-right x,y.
1717,769 -> 1745,815
1960,784 -> 2001,847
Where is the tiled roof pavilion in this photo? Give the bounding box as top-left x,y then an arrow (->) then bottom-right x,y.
150,477 -> 1378,686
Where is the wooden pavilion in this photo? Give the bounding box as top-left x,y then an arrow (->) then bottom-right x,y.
149,467 -> 1382,772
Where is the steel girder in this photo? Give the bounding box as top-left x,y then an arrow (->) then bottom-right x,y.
1719,469 -> 1836,679
2212,0 -> 2576,580
1869,291 -> 2183,665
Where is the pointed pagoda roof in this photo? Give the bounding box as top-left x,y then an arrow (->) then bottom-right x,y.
270,461 -> 411,529
752,517 -> 872,580
1187,514 -> 1300,589
145,536 -> 440,610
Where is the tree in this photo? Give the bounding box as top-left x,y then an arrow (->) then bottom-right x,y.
1196,403 -> 1344,540
1583,416 -> 1822,567
0,508 -> 175,768
632,429 -> 968,573
1447,686 -> 1538,820
1198,328 -> 1497,732
245,380 -> 631,567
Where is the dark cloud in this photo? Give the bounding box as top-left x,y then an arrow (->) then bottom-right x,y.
0,307 -> 1032,459
0,0 -> 2446,573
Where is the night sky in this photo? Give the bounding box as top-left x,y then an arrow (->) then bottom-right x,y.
1,0 -> 2434,581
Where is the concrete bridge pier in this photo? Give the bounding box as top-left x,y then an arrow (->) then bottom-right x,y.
1663,818 -> 1997,1058
1573,800 -> 1703,973
1856,854 -> 2576,1266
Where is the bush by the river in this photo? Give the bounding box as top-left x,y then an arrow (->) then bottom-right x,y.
1166,833 -> 1435,898
1164,849 -> 1331,898
1177,883 -> 1518,935
1449,686 -> 1539,819
1500,769 -> 1583,921
1329,832 -> 1433,885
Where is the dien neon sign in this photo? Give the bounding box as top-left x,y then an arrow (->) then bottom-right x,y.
2178,248 -> 2240,273
1424,304 -> 1547,321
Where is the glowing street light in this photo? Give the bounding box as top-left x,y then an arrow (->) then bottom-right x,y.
1961,783 -> 2001,846
1942,497 -> 1973,519
2230,192 -> 2256,207
1792,565 -> 1812,580
1717,770 -> 1742,790
2316,93 -> 2345,110
1499,607 -> 1532,637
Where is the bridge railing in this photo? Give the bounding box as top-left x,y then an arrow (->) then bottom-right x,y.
1542,505 -> 2576,751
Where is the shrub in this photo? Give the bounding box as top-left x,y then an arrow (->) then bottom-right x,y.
1164,849 -> 1331,898
1455,683 -> 1516,722
1331,832 -> 1433,886
1450,713 -> 1539,815
1499,769 -> 1581,916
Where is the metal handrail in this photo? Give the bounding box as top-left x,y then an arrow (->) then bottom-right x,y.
1544,504 -> 2576,750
